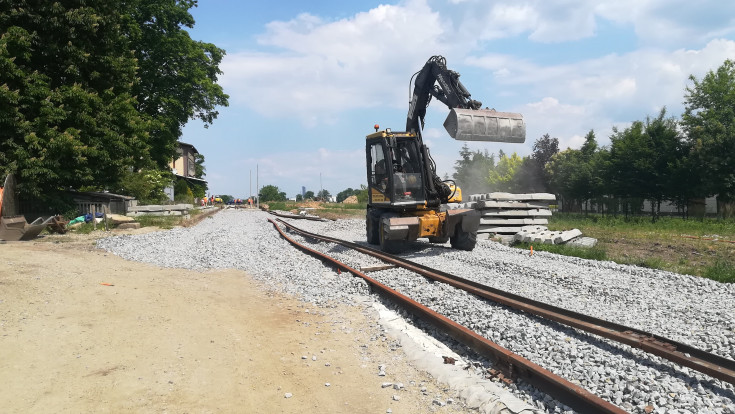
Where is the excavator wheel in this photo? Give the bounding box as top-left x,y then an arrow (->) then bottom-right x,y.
366,208 -> 381,245
450,225 -> 477,251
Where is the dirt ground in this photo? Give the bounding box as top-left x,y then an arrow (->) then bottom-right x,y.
0,230 -> 468,413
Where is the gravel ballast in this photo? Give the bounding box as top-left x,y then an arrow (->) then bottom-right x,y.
97,209 -> 735,414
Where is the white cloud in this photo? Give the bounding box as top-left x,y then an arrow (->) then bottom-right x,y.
466,38 -> 735,147
220,0 -> 451,126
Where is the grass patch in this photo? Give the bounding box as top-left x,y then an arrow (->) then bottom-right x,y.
535,212 -> 735,283
134,215 -> 180,229
702,260 -> 735,283
513,242 -> 608,261
72,222 -> 96,234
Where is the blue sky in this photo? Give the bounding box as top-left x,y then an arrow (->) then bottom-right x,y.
181,0 -> 735,199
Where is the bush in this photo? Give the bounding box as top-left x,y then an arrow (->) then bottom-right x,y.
117,168 -> 173,204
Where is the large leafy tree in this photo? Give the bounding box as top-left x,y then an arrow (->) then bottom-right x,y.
682,59 -> 735,214
0,1 -> 147,198
259,185 -> 287,202
487,152 -> 523,192
0,0 -> 227,202
126,0 -> 229,168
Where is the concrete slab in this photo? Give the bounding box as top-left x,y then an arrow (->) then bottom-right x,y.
480,218 -> 548,226
565,236 -> 598,248
478,227 -> 524,234
476,201 -> 551,209
469,193 -> 556,202
553,229 -> 583,244
481,209 -> 552,217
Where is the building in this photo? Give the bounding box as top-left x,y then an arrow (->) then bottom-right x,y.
168,142 -> 207,201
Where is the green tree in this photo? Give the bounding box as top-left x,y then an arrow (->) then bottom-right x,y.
0,0 -> 227,203
259,185 -> 286,202
194,153 -> 206,179
546,144 -> 604,213
643,109 -> 689,219
487,152 -> 523,192
336,188 -> 356,202
0,1 -> 147,198
530,133 -> 559,192
174,178 -> 192,203
126,0 -> 229,169
355,185 -> 368,203
682,59 -> 735,216
119,168 -> 173,204
317,189 -> 331,201
295,194 -> 303,201
608,122 -> 656,216
304,190 -> 315,200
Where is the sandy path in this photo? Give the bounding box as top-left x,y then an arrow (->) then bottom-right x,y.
0,233 -> 466,413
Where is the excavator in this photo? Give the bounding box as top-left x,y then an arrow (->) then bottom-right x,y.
365,55 -> 525,252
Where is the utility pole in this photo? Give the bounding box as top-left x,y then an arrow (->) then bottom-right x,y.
320,172 -> 323,201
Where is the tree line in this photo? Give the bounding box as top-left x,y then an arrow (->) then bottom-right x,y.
452,59 -> 735,220
0,0 -> 228,208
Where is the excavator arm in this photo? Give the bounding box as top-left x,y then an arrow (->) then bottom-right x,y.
406,56 -> 481,134
406,55 -> 525,143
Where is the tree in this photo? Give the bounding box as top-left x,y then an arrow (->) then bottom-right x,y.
355,185 -> 368,203
682,59 -> 735,216
546,145 -> 604,213
317,189 -> 331,201
295,194 -> 303,202
259,185 -> 286,202
608,122 -> 656,216
304,190 -> 315,200
530,133 -> 559,192
0,1 -> 147,199
0,0 -> 227,203
453,144 -> 495,195
336,188 -> 356,202
487,152 -> 523,192
194,153 -> 206,179
126,0 -> 229,169
174,178 -> 193,203
118,168 -> 173,205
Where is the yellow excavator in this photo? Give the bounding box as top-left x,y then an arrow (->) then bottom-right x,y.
365,56 -> 525,252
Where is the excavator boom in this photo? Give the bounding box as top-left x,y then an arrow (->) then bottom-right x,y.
406,55 -> 526,143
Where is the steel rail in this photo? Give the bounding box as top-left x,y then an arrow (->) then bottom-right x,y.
268,210 -> 330,222
268,218 -> 626,414
275,218 -> 735,385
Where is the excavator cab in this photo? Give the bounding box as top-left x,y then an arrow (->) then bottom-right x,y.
366,130 -> 426,208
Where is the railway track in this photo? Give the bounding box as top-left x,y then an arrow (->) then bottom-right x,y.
268,216 -> 735,413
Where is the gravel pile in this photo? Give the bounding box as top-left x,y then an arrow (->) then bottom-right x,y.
97,209 -> 735,414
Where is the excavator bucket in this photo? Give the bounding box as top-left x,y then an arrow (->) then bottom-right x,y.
444,108 -> 526,143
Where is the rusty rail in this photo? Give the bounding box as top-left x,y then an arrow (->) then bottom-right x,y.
268,210 -> 329,222
275,218 -> 735,385
268,218 -> 625,413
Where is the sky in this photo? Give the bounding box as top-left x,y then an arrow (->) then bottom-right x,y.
180,0 -> 735,199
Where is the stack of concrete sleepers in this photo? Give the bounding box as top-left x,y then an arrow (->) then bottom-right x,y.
448,192 -> 556,235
